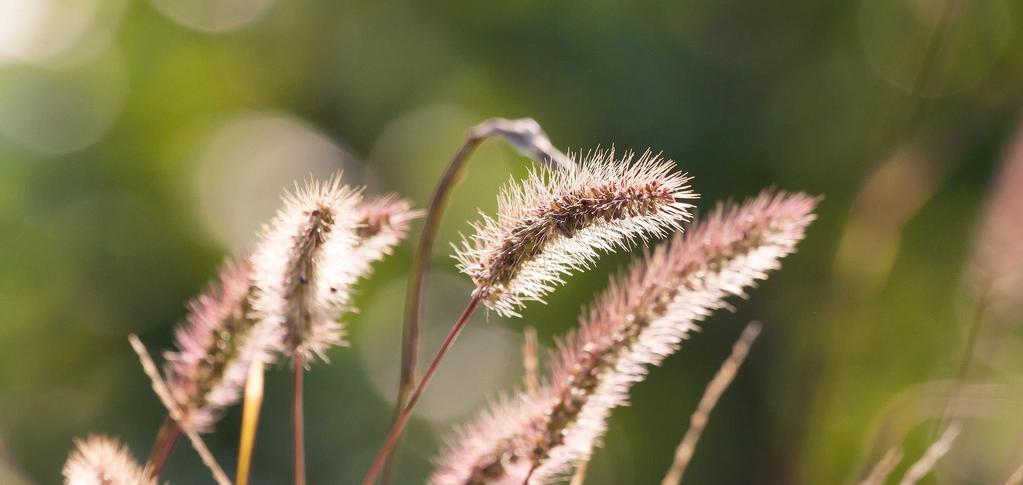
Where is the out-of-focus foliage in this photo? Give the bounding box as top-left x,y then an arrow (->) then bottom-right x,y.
1,0 -> 1022,483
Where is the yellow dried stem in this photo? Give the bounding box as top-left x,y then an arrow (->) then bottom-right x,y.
236,356 -> 265,485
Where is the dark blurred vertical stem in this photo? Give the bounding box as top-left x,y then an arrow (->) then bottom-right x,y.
906,0 -> 956,111
293,356 -> 306,485
871,0 -> 959,147
932,295 -> 987,439
916,6 -> 979,439
384,118 -> 571,484
951,299 -> 985,378
147,415 -> 181,478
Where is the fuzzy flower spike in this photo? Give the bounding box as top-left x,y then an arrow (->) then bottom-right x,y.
63,435 -> 155,485
158,196 -> 417,431
432,190 -> 818,484
455,149 -> 697,317
162,257 -> 270,431
353,195 -> 421,276
251,173 -> 363,362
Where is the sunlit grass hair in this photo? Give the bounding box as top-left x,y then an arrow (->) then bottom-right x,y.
250,173 -> 363,362
454,150 -> 697,317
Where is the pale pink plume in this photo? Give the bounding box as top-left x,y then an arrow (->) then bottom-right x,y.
353,195 -> 421,279
968,116 -> 1023,317
454,150 -> 697,317
63,435 -> 154,485
433,190 -> 818,484
161,258 -> 277,432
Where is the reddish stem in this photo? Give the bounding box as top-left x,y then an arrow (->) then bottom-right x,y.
147,415 -> 181,478
385,118 -> 571,484
293,356 -> 306,485
523,465 -> 537,485
364,295 -> 482,485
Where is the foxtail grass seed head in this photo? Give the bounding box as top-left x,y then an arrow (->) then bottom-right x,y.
352,195 -> 421,278
455,150 -> 696,317
162,258 -> 275,432
433,190 -> 818,484
63,435 -> 154,485
251,173 -> 363,362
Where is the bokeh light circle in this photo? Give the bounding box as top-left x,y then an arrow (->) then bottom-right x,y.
150,0 -> 276,33
0,51 -> 126,154
356,273 -> 522,423
858,0 -> 1012,96
0,0 -> 124,68
193,111 -> 367,252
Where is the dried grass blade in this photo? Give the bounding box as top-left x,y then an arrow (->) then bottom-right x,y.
129,335 -> 232,485
661,322 -> 762,485
236,356 -> 264,485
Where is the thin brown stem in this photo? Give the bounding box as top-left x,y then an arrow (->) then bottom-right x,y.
907,0 -> 958,100
662,322 -> 762,485
293,355 -> 306,485
147,415 -> 181,478
366,295 -> 482,485
523,465 -> 537,485
385,118 -> 571,484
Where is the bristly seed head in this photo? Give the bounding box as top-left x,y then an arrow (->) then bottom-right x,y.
63,435 -> 155,485
162,257 -> 273,432
352,195 -> 421,277
454,149 -> 697,317
432,190 -> 818,485
157,192 -> 416,431
251,173 -> 363,363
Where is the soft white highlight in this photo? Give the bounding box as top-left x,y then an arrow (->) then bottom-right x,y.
63,435 -> 154,485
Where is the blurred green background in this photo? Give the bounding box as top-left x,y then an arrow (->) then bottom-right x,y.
2,0 -> 1023,483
